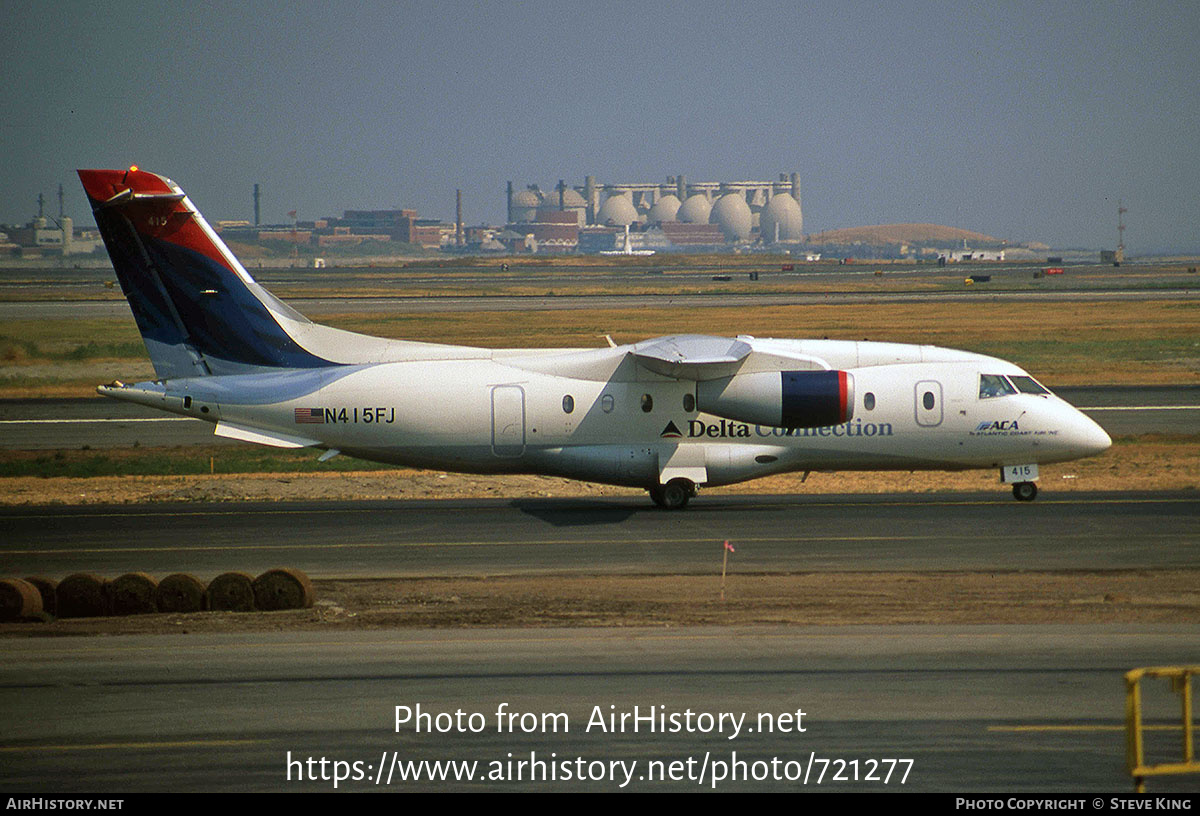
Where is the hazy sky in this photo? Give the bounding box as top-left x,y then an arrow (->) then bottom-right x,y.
3,0 -> 1198,252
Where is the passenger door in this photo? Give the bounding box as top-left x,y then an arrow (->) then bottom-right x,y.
914,380 -> 943,427
491,385 -> 526,457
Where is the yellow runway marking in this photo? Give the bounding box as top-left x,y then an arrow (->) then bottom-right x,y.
989,725 -> 1180,733
6,531 -> 1195,556
0,739 -> 267,753
3,495 -> 1195,522
15,631 -> 1183,658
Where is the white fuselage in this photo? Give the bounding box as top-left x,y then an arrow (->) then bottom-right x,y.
106,339 -> 1112,490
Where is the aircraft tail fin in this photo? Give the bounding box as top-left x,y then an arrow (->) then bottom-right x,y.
78,168 -> 334,379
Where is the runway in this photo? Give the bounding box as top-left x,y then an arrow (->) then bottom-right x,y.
2,492 -> 1196,579
1,386 -> 1197,449
1,625 -> 1195,791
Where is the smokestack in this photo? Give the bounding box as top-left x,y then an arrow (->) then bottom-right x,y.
584,176 -> 596,224
456,189 -> 464,247
791,173 -> 804,236
558,179 -> 566,211
506,181 -> 513,225
677,174 -> 686,202
253,183 -> 261,226
58,184 -> 65,219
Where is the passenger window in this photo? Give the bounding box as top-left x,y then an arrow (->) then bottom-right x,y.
562,395 -> 574,414
601,394 -> 614,413
864,392 -> 875,410
923,391 -> 935,410
1009,375 -> 1050,395
640,394 -> 653,413
683,393 -> 696,413
979,374 -> 1017,399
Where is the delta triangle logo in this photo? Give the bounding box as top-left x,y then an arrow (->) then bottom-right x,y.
660,420 -> 683,439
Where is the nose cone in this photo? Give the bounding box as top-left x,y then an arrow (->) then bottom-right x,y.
1068,412 -> 1112,459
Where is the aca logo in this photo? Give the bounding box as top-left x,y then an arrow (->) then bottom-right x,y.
976,420 -> 1020,432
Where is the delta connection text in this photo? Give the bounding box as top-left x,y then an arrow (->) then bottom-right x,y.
679,418 -> 893,439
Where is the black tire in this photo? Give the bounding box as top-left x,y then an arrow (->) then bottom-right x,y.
1012,481 -> 1038,502
648,486 -> 667,507
660,479 -> 693,510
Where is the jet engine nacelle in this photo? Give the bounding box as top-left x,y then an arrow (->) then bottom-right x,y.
696,370 -> 854,428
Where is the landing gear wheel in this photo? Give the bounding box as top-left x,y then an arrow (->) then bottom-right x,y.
651,479 -> 694,510
1012,481 -> 1038,502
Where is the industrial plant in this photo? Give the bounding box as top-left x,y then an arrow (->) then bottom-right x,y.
1,170 -> 1048,262
503,173 -> 804,253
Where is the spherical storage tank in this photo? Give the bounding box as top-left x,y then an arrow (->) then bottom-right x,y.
510,189 -> 542,223
539,187 -> 586,212
710,193 -> 752,242
645,194 -> 681,224
536,188 -> 588,226
560,188 -> 587,209
676,194 -> 712,224
597,193 -> 639,226
760,194 -> 804,242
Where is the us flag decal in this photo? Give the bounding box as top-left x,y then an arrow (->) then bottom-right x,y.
294,407 -> 325,424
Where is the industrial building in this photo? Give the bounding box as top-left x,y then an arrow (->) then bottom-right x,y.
505,173 -> 804,252
1,188 -> 102,257
217,207 -> 458,250
2,215 -> 103,257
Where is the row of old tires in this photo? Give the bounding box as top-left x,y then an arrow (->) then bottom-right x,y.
0,568 -> 314,622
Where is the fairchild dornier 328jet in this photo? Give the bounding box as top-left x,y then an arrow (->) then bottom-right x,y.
80,167 -> 1111,509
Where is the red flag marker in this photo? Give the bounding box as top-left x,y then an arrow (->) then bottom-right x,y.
721,540 -> 735,601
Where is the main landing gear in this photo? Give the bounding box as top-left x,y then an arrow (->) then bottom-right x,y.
649,478 -> 696,510
1012,481 -> 1038,502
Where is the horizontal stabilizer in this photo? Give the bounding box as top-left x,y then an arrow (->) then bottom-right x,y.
97,189 -> 186,208
214,422 -> 320,448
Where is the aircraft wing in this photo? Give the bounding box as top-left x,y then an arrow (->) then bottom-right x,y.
629,335 -> 830,380
630,335 -> 752,380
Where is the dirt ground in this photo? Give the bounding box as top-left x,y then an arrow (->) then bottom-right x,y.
0,438 -> 1195,504
4,571 -> 1197,637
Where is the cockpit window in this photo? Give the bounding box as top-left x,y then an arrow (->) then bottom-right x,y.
1008,375 -> 1051,395
979,374 -> 1017,399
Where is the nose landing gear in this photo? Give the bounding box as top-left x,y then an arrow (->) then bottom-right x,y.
1012,481 -> 1038,502
1002,465 -> 1040,502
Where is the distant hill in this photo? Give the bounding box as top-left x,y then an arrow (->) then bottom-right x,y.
806,223 -> 1002,246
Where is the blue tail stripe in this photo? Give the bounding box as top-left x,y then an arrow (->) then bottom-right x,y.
140,236 -> 333,369
95,207 -> 188,351
94,205 -> 335,372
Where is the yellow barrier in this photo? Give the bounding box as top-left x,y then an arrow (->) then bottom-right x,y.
1125,666 -> 1199,792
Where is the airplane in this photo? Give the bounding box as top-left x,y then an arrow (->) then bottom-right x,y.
79,167 -> 1112,509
